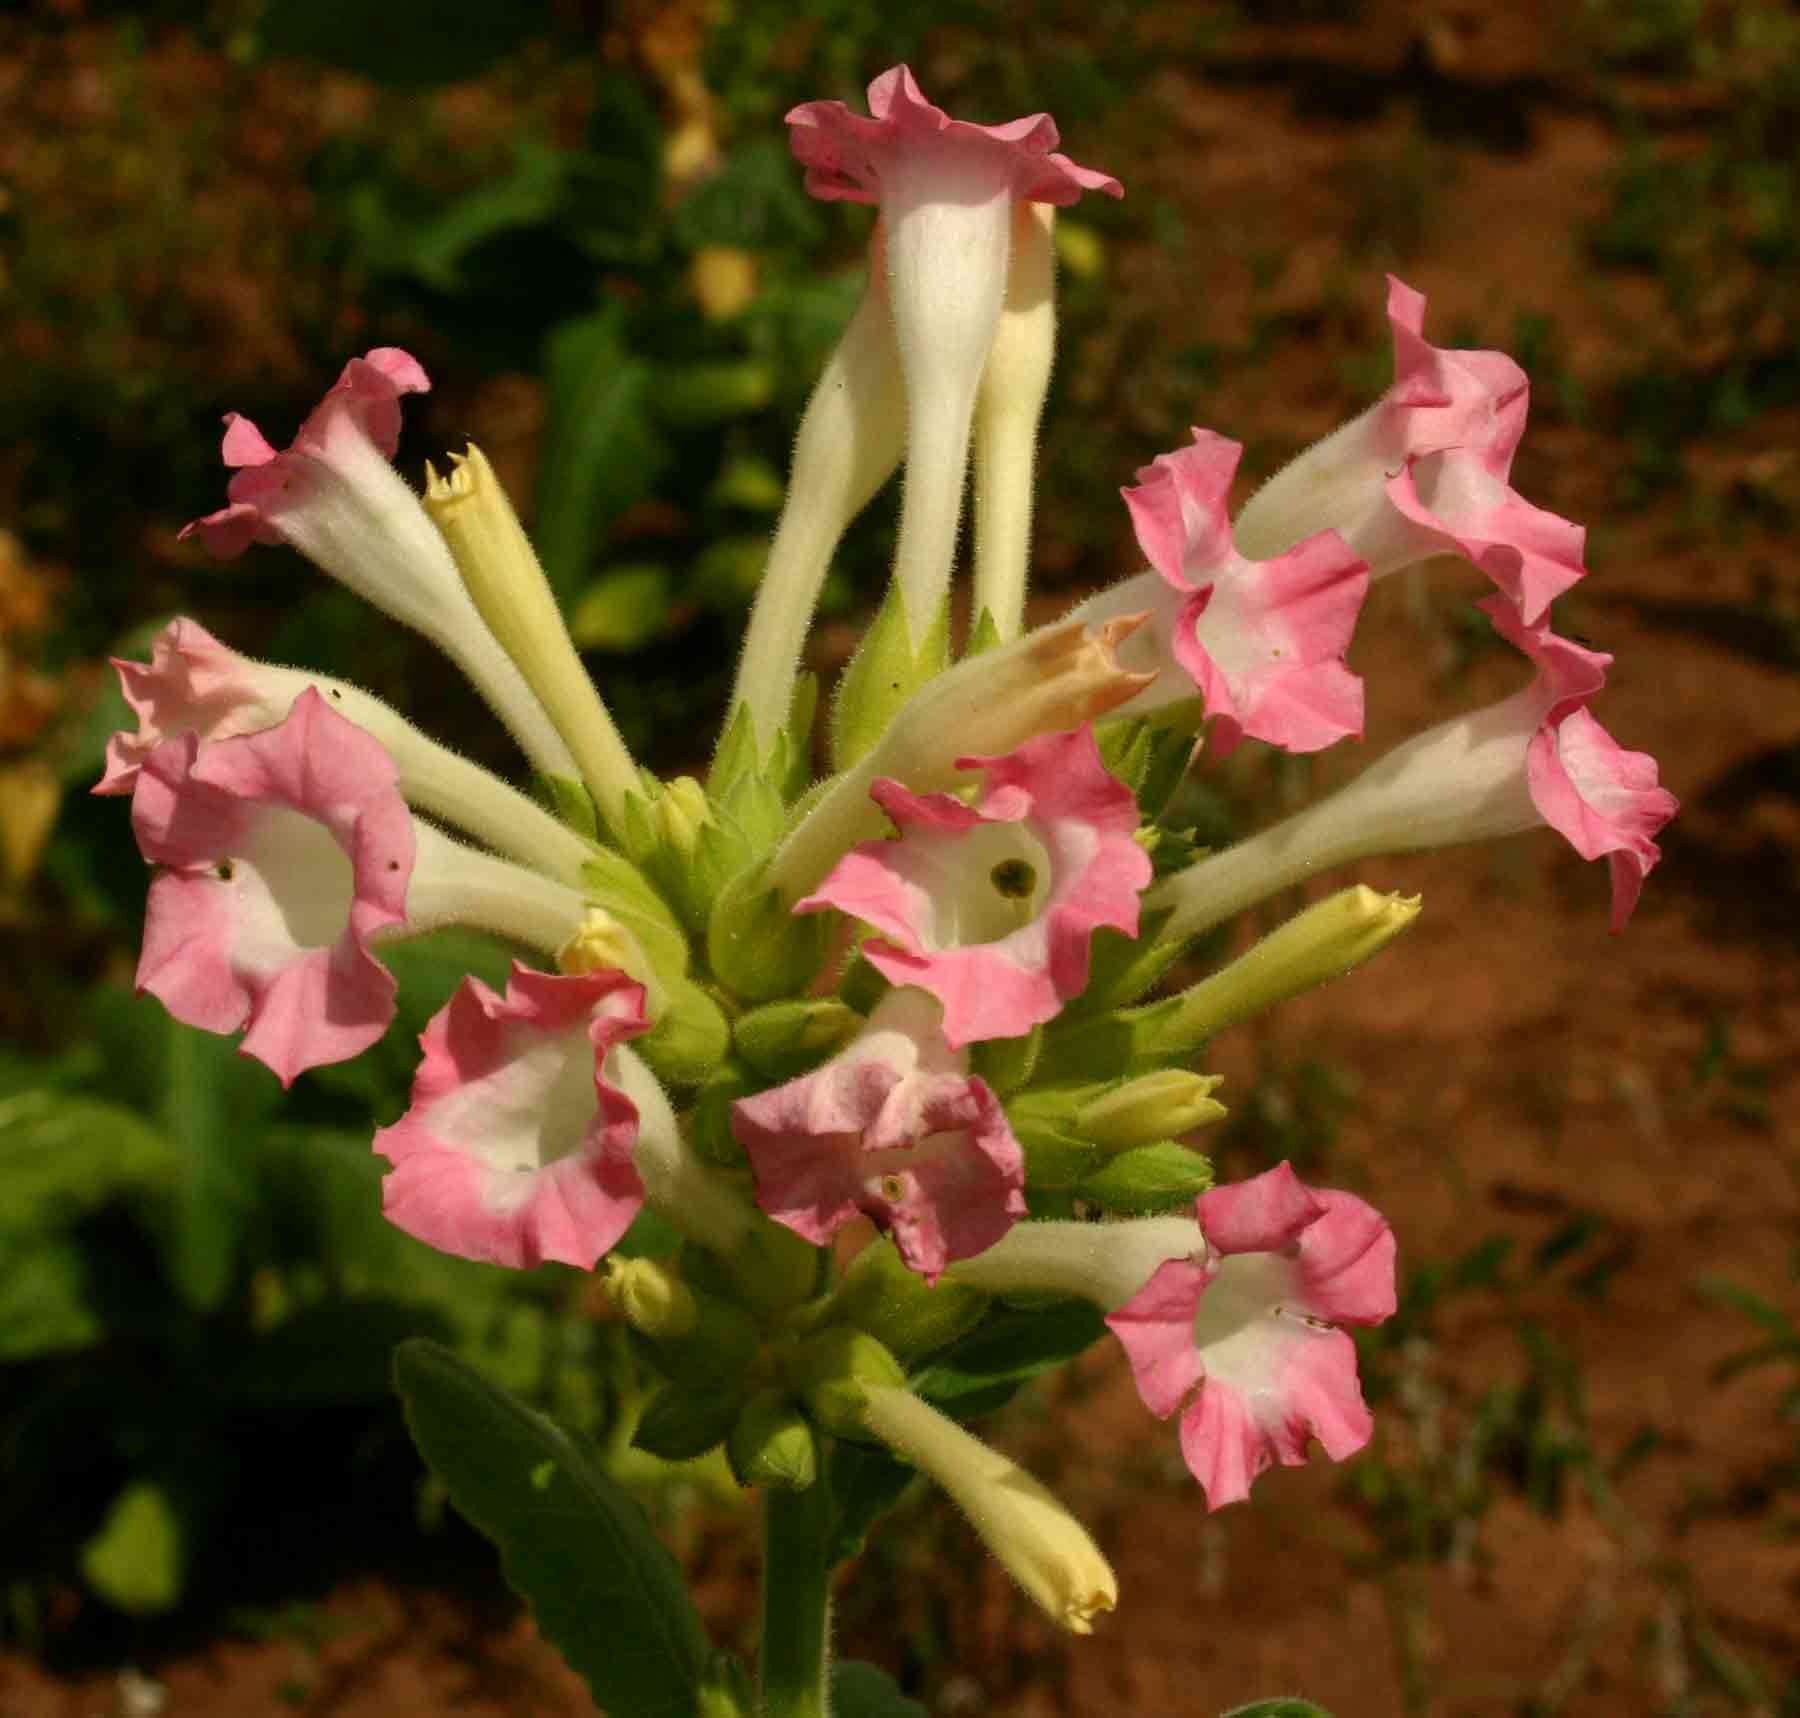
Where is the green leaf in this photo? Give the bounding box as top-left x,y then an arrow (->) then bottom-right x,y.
394,1339 -> 710,1717
80,1482 -> 183,1615
536,306 -> 670,607
824,1441 -> 917,1566
0,1088 -> 177,1231
831,1661 -> 928,1717
161,1023 -> 264,1310
256,0 -> 551,87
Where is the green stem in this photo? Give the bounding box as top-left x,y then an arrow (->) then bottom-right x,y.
758,1480 -> 833,1717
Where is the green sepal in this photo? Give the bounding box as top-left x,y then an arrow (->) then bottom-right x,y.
837,951 -> 891,1016
536,771 -> 601,841
707,872 -> 830,1003
393,1340 -> 711,1718
723,1220 -> 824,1318
1044,992 -> 1193,1081
789,1327 -> 905,1441
783,672 -> 820,799
1062,906 -> 1189,1017
963,607 -> 1002,659
970,1025 -> 1041,1096
635,976 -> 731,1089
830,583 -> 950,772
578,847 -> 691,981
1074,1141 -> 1215,1216
829,1239 -> 990,1364
635,1289 -> 763,1391
734,998 -> 863,1082
1095,716 -> 1198,819
709,701 -> 765,806
1020,1129 -> 1103,1193
688,1060 -> 756,1170
727,1389 -> 818,1491
632,1379 -> 749,1461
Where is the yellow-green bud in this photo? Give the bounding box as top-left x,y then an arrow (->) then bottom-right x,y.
707,872 -> 831,1003
727,1389 -> 818,1491
733,998 -> 862,1082
635,976 -> 731,1088
723,1220 -> 824,1318
424,444 -> 639,835
1074,1141 -> 1214,1216
830,1239 -> 990,1363
788,1327 -> 906,1442
557,905 -> 660,1004
605,1257 -> 697,1341
1075,1071 -> 1226,1151
1163,885 -> 1422,1044
652,774 -> 712,856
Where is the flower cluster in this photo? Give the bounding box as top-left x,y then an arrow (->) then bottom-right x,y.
105,65 -> 1675,1632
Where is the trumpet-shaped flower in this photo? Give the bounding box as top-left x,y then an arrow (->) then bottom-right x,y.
1152,595 -> 1675,939
374,963 -> 650,1270
178,349 -> 574,781
730,990 -> 1025,1280
1233,277 -> 1583,624
130,688 -> 412,1086
1106,1161 -> 1396,1510
1117,429 -> 1368,753
787,66 -> 1121,638
799,725 -> 1152,1045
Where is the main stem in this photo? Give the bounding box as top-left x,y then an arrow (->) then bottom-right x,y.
758,1480 -> 833,1717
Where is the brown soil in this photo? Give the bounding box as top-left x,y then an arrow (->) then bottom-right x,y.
5,3 -> 1796,1715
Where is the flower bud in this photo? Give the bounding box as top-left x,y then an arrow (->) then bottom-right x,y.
1074,1141 -> 1214,1216
425,443 -> 639,834
652,773 -> 712,855
707,872 -> 832,1003
727,1389 -> 819,1491
635,976 -> 732,1089
1075,1071 -> 1226,1151
859,1385 -> 1118,1635
733,997 -> 864,1082
558,905 -> 659,998
788,1327 -> 907,1442
830,1239 -> 991,1364
605,1256 -> 697,1341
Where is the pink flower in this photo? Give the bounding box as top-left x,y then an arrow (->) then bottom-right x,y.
374,963 -> 650,1270
786,67 -> 1121,639
798,725 -> 1152,1046
786,64 -> 1121,208
1233,277 -> 1583,624
1121,429 -> 1368,754
182,348 -> 430,560
1106,1161 -> 1396,1511
730,991 -> 1026,1281
97,618 -> 308,797
1486,595 -> 1678,930
130,687 -> 412,1086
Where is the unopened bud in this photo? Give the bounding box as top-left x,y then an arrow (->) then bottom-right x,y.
788,1327 -> 906,1442
831,1239 -> 990,1364
425,443 -> 638,833
632,1380 -> 746,1462
707,872 -> 832,1003
727,1389 -> 818,1490
651,774 -> 712,856
733,998 -> 863,1082
1076,1071 -> 1226,1151
605,1256 -> 697,1341
860,1385 -> 1118,1635
1165,885 -> 1421,1044
558,905 -> 657,994
1074,1141 -> 1214,1216
635,976 -> 731,1088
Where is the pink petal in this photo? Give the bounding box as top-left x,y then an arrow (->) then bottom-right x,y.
129,688 -> 413,1086
1527,705 -> 1677,932
1104,1255 -> 1210,1418
1124,430 -> 1368,754
1194,1160 -> 1324,1256
785,63 -> 1121,207
799,726 -> 1151,1046
97,618 -> 272,797
1176,1327 -> 1373,1511
730,995 -> 1026,1281
375,964 -> 649,1270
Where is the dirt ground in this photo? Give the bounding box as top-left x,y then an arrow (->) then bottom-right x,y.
4,4 -> 1796,1715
